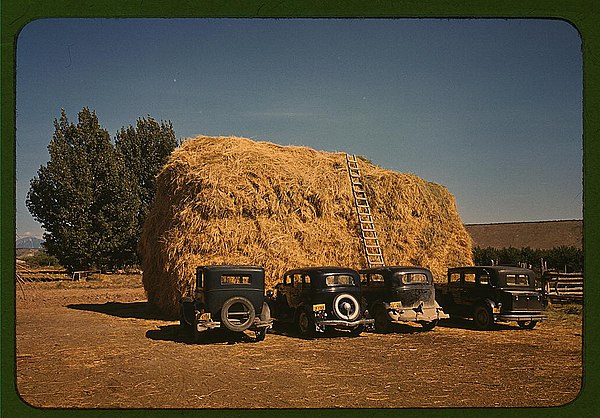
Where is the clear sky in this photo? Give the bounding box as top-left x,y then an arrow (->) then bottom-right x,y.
16,18 -> 582,238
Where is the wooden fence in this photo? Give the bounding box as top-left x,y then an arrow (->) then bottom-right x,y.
542,272 -> 583,303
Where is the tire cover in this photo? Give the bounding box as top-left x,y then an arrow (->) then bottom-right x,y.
333,293 -> 360,321
220,296 -> 256,332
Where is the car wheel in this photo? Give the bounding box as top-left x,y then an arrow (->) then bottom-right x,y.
220,296 -> 256,332
260,302 -> 271,322
473,305 -> 493,330
254,327 -> 268,341
420,319 -> 438,331
349,324 -> 364,337
374,304 -> 391,334
179,299 -> 195,337
517,320 -> 538,330
296,309 -> 315,338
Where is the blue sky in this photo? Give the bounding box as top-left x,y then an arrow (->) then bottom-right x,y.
16,18 -> 582,238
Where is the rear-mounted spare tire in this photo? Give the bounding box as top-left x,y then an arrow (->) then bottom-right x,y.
220,296 -> 256,332
333,293 -> 360,321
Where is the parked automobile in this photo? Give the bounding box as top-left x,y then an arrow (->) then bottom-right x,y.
435,266 -> 546,330
268,267 -> 374,337
359,266 -> 448,333
180,265 -> 272,341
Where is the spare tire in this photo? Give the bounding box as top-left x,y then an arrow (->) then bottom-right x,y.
220,296 -> 256,332
333,293 -> 360,321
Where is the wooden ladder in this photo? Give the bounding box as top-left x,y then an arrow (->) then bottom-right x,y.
346,154 -> 385,268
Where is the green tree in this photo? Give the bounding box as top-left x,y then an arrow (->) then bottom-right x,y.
115,117 -> 177,261
26,108 -> 140,271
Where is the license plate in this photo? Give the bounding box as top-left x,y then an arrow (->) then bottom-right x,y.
198,312 -> 211,321
312,304 -> 326,312
389,301 -> 402,310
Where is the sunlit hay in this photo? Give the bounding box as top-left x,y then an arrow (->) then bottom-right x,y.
139,136 -> 473,317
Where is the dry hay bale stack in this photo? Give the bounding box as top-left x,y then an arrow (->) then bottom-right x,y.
139,135 -> 472,317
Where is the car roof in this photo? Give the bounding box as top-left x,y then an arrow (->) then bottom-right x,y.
448,266 -> 533,274
284,266 -> 359,276
359,266 -> 432,274
198,265 -> 264,274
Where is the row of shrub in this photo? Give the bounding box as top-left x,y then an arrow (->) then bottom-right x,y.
473,246 -> 583,273
22,245 -> 583,274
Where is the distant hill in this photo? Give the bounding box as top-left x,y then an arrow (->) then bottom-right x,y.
16,236 -> 44,249
465,220 -> 582,250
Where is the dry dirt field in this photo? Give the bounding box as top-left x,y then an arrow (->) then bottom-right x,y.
14,276 -> 582,410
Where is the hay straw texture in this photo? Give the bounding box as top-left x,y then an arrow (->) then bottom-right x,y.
139,136 -> 473,316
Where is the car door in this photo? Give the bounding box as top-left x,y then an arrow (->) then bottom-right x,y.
459,270 -> 479,307
444,271 -> 462,313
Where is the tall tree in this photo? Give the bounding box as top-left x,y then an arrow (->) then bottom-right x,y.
26,108 -> 140,271
115,117 -> 177,258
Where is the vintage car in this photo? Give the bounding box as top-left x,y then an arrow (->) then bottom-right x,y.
435,266 -> 546,330
180,265 -> 272,341
268,267 -> 374,337
359,266 -> 448,332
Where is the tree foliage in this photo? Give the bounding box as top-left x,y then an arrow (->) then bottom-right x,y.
473,246 -> 583,273
115,117 -> 177,256
26,108 -> 140,271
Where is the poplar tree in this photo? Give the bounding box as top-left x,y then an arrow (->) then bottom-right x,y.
115,117 -> 177,260
26,108 -> 140,271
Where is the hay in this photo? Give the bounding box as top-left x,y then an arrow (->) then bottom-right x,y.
139,136 -> 473,317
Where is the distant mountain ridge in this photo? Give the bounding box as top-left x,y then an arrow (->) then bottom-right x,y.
16,236 -> 44,249
464,219 -> 582,250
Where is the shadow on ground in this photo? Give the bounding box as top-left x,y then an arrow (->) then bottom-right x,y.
437,317 -> 520,331
67,301 -> 172,321
146,325 -> 265,345
269,323 -> 382,340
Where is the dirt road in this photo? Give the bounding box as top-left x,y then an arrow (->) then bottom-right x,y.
15,278 -> 582,409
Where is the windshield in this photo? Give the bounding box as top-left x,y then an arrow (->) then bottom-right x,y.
504,273 -> 531,287
392,272 -> 429,285
325,274 -> 356,287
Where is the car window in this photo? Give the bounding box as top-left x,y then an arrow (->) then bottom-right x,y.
303,274 -> 311,285
478,274 -> 490,285
369,273 -> 385,286
221,275 -> 252,285
464,273 -> 476,284
505,274 -> 530,286
284,274 -> 293,286
402,273 -> 428,284
450,273 -> 461,283
360,274 -> 368,285
325,274 -> 356,287
293,274 -> 303,288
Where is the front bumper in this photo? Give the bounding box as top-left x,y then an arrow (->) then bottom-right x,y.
196,318 -> 273,333
494,312 -> 546,322
388,305 -> 449,323
315,318 -> 374,328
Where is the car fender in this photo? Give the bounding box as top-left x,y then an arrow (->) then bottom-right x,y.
476,298 -> 499,313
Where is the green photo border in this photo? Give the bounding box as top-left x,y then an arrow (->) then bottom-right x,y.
2,1 -> 597,417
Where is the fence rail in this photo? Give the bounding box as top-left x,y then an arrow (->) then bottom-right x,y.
542,272 -> 583,303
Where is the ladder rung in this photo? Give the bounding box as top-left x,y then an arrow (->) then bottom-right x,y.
346,152 -> 385,268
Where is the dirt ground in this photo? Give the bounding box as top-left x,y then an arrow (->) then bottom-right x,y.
15,276 -> 582,410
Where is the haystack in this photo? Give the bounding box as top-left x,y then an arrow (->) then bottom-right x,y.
139,136 -> 472,317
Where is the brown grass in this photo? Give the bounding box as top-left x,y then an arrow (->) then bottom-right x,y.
139,136 -> 472,316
